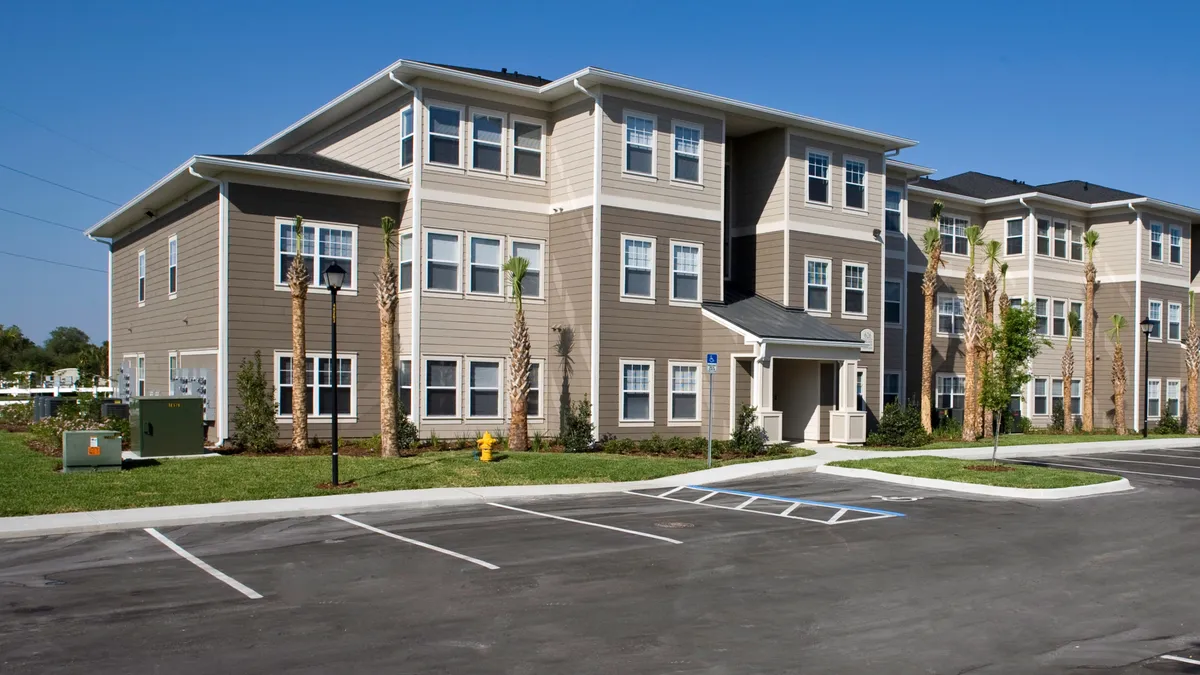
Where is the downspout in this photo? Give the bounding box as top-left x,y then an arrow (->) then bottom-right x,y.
189,166 -> 230,443
390,73 -> 423,432
1020,196 -> 1035,414
782,132 -> 791,306
85,234 -> 114,389
575,79 -> 602,437
1131,202 -> 1143,432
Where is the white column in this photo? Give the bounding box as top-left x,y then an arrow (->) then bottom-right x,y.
840,359 -> 859,410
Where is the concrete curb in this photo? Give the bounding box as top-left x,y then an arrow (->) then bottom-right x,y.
815,465 -> 1134,500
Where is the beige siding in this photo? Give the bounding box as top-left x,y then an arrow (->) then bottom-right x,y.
731,129 -> 785,227
754,231 -> 785,304
1140,210 -> 1192,284
547,208 -> 593,432
548,98 -> 594,205
788,132 -> 885,235
983,205 -> 1030,274
1088,210 -> 1138,278
906,194 -> 984,274
294,90 -> 413,178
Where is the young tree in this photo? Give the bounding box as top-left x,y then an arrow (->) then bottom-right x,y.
1061,311 -> 1080,432
980,305 -> 1045,462
504,255 -> 532,452
376,216 -> 399,458
1187,291 -> 1199,434
1108,314 -> 1128,434
961,225 -> 984,442
286,216 -> 309,452
920,200 -> 946,433
232,350 -> 278,453
1082,229 -> 1100,431
981,240 -> 1001,438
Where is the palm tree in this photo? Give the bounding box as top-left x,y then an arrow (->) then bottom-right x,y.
920,200 -> 946,433
981,240 -> 1001,438
376,216 -> 399,458
1187,291 -> 1199,434
1061,311 -> 1079,432
998,263 -> 1010,319
1108,314 -> 1127,434
1082,230 -> 1100,431
504,255 -> 532,452
961,225 -> 984,442
287,216 -> 309,452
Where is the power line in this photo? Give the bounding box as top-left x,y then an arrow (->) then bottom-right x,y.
0,250 -> 105,274
0,161 -> 121,206
0,105 -> 154,177
0,206 -> 85,232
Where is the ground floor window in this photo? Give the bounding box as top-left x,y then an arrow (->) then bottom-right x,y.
1033,378 -> 1048,415
669,362 -> 700,423
856,369 -> 867,412
1147,378 -> 1161,419
277,353 -> 355,418
1051,378 -> 1064,415
527,362 -> 541,418
468,359 -> 502,418
883,372 -> 901,407
425,359 -> 459,418
398,360 -> 411,415
136,356 -> 146,396
621,360 -> 653,422
1167,379 -> 1181,418
936,374 -> 964,410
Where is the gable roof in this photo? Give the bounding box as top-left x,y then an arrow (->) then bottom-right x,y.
420,62 -> 552,87
914,171 -> 1032,200
1034,180 -> 1143,204
703,292 -> 863,345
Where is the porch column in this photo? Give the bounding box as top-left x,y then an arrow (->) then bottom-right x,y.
839,359 -> 859,410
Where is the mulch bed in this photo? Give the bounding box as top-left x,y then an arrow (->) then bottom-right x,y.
315,481 -> 359,490
965,464 -> 1016,472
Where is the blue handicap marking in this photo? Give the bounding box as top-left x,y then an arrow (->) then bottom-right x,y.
705,353 -> 718,365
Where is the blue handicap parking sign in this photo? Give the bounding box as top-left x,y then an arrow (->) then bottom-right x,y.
706,353 -> 718,365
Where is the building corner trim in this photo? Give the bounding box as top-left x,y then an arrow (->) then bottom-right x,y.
576,80 -> 603,437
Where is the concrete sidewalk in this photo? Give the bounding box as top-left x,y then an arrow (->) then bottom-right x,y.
2,437 -> 1196,539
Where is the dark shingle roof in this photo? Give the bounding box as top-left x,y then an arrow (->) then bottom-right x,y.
206,154 -> 400,181
703,292 -> 861,343
914,171 -> 1033,200
1034,180 -> 1143,204
418,62 -> 552,87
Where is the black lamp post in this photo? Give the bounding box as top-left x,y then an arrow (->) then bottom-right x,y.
1140,316 -> 1154,438
324,262 -> 347,486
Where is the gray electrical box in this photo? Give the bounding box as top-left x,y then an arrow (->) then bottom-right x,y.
170,368 -> 215,422
62,430 -> 123,473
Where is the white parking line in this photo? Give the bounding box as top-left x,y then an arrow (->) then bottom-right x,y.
1161,654 -> 1200,665
332,514 -> 499,570
1011,460 -> 1200,481
1111,451 -> 1200,463
1054,456 -> 1200,471
144,528 -> 262,600
488,503 -> 682,544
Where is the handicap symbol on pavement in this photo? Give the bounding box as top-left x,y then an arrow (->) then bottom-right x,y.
871,495 -> 924,502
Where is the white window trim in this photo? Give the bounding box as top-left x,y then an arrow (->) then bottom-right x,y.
466,232 -> 504,299
398,356 -> 413,416
1169,225 -> 1184,266
167,235 -> 178,299
509,115 -> 547,182
1033,377 -> 1049,416
422,355 -> 463,422
619,358 -> 655,426
273,350 -> 359,423
400,105 -> 414,168
937,293 -> 965,337
884,187 -> 904,233
670,120 -> 703,186
1147,377 -> 1162,419
167,351 -> 179,395
1148,299 -> 1164,341
668,239 -> 703,307
1149,222 -> 1164,262
1167,378 -> 1182,417
623,111 -> 658,179
884,278 -> 903,326
939,214 -> 970,257
1069,223 -> 1085,262
272,218 -> 360,295
805,148 -> 832,207
137,249 -> 146,306
620,233 -> 657,304
1168,301 -> 1183,343
1050,298 -> 1067,338
526,358 -> 545,420
1034,296 -> 1050,336
425,101 -> 465,169
398,231 -> 413,295
1005,218 -> 1024,258
466,357 -> 505,420
842,155 -> 869,213
508,237 -> 546,301
1052,220 -> 1069,260
883,371 -> 902,406
468,107 -> 506,176
804,256 -> 832,317
136,354 -> 146,397
935,373 -> 965,410
855,367 -> 868,412
841,261 -> 869,319
424,228 -> 463,295
667,360 -> 702,426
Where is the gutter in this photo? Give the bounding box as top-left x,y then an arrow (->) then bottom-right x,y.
1131,202 -> 1143,432
189,167 -> 231,445
86,233 -> 114,383
575,78 -> 603,437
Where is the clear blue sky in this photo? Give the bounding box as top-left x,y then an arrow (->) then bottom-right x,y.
1,0 -> 1197,343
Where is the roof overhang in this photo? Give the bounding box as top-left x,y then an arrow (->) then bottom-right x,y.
907,184 -> 1200,220
886,158 -> 935,180
701,307 -> 866,349
85,156 -> 409,240
251,60 -> 918,156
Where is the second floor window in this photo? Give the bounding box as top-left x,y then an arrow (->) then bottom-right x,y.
806,259 -> 830,311
1071,224 -> 1084,261
844,159 -> 866,210
137,249 -> 146,304
885,189 -> 902,231
622,236 -> 655,299
1006,219 -> 1023,256
469,236 -> 501,295
673,124 -> 701,183
1169,302 -> 1182,342
427,232 -> 461,292
1036,218 -> 1051,256
1053,221 -> 1067,258
885,280 -> 902,324
428,106 -> 461,166
512,120 -> 543,178
938,295 -> 964,335
400,107 -> 414,167
1148,299 -> 1162,339
471,113 -> 504,173
1170,226 -> 1183,264
168,236 -> 178,296
671,242 -> 700,303
1052,300 -> 1067,336
940,216 -> 968,255
843,263 -> 866,315
1150,223 -> 1163,261
625,115 -> 655,175
1035,298 -> 1049,335
399,233 -> 413,291
807,151 -> 830,204
511,240 -> 542,298
277,221 -> 356,290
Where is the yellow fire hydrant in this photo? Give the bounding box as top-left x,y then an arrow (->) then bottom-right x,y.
477,431 -> 497,462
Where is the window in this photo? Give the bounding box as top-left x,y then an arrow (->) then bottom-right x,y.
622,236 -> 655,299
936,374 -> 965,410
1035,298 -> 1049,335
471,112 -> 504,173
883,373 -> 901,407
938,295 -> 964,335
426,231 -> 461,292
807,151 -> 830,204
621,361 -> 653,422
136,356 -> 146,396
1167,379 -> 1181,417
1070,378 -> 1082,416
1070,224 -> 1084,261
884,280 -> 902,324
843,263 -> 867,315
1010,297 -> 1023,309
168,353 -> 178,383
1170,226 -> 1183,264
512,119 -> 544,178
1051,378 -> 1064,415
425,359 -> 459,417
856,369 -> 867,412
625,114 -> 655,175
468,360 -> 501,418
1006,219 -> 1023,256
1033,378 -> 1048,415
428,105 -> 462,166
1052,300 -> 1067,337
278,356 -> 312,416
276,221 -> 356,290
1150,223 -> 1163,261
1147,379 -> 1161,418
1169,302 -> 1182,342
670,242 -> 701,303
1071,301 -> 1084,331
278,354 -> 354,418
398,360 -> 411,415
1148,300 -> 1163,339
527,362 -> 542,418
672,123 -> 702,183
806,258 -> 830,312
939,216 -> 969,255
137,249 -> 146,304
400,107 -> 414,167
511,240 -> 543,298
168,235 -> 178,296
399,233 -> 413,291
468,235 -> 501,295
1053,221 -> 1068,258
885,189 -> 902,232
669,363 -> 700,422
1036,218 -> 1051,256
844,158 -> 866,210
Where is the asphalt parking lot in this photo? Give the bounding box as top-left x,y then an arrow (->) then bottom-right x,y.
3,449 -> 1200,674
1015,445 -> 1200,489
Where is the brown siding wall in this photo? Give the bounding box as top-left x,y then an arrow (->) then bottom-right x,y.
731,129 -> 785,227
752,231 -> 784,303
1093,281 -> 1136,429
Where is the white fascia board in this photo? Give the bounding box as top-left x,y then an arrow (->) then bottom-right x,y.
885,158 -> 935,178
906,184 -> 986,205
192,156 -> 409,191
84,157 -> 197,237
907,184 -> 1177,216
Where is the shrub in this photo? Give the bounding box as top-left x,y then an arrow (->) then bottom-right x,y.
866,402 -> 929,448
397,408 -> 419,449
1154,410 -> 1185,434
684,436 -> 708,456
1016,416 -> 1034,434
730,404 -> 767,455
231,351 -> 278,453
1049,401 -> 1065,432
603,438 -> 636,454
931,411 -> 962,440
531,432 -> 550,452
0,401 -> 32,430
561,397 -> 596,453
640,434 -> 667,455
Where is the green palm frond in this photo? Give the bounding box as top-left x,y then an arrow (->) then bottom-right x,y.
380,216 -> 396,259
1107,314 -> 1126,342
504,255 -> 530,312
922,226 -> 941,254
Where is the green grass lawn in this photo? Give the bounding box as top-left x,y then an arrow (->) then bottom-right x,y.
0,432 -> 813,517
850,433 -> 1192,452
830,456 -> 1121,489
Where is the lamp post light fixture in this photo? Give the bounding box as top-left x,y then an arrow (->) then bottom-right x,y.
1139,316 -> 1154,438
324,261 -> 347,486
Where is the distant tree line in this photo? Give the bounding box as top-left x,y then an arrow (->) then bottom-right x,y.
0,325 -> 107,384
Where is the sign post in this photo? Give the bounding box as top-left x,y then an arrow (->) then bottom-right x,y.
705,353 -> 718,468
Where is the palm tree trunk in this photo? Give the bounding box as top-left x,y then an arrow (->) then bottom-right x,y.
1187,296 -> 1199,434
1083,268 -> 1096,431
508,309 -> 530,451
1112,344 -> 1125,435
290,290 -> 308,451
1062,346 -> 1075,432
379,299 -> 397,457
921,289 -> 935,433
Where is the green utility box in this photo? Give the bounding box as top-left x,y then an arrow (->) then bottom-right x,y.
130,397 -> 206,458
62,430 -> 123,473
